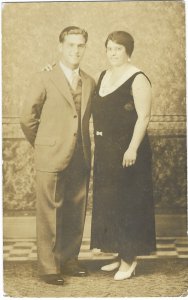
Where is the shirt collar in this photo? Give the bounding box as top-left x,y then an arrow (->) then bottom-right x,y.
59,61 -> 80,83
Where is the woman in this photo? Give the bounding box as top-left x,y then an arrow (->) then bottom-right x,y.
90,31 -> 156,280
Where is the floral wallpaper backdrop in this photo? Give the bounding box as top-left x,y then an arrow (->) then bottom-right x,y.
2,1 -> 186,213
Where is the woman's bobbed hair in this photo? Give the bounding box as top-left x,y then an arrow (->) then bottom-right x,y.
105,31 -> 134,57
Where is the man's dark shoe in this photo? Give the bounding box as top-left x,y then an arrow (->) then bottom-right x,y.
41,274 -> 64,285
62,260 -> 88,277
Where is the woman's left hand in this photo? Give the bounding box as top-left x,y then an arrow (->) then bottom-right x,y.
122,148 -> 137,168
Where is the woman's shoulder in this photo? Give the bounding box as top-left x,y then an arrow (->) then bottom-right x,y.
130,65 -> 141,73
94,70 -> 107,84
130,67 -> 151,86
120,65 -> 141,83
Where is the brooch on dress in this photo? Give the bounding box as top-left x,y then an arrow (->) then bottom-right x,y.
124,101 -> 135,111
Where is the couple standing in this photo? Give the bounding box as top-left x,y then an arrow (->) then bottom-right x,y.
20,26 -> 156,285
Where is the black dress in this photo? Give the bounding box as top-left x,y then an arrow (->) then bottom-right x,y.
90,71 -> 156,260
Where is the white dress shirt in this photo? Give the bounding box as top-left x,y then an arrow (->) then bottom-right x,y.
59,61 -> 80,86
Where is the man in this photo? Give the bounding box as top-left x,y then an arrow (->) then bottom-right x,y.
20,26 -> 95,285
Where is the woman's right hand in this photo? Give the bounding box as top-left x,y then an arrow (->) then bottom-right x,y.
42,63 -> 55,72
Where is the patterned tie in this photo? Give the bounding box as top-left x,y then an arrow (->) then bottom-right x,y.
71,71 -> 81,91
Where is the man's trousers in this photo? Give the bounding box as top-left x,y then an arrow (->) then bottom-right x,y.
36,144 -> 89,275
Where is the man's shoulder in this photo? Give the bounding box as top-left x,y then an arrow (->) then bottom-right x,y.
30,70 -> 52,87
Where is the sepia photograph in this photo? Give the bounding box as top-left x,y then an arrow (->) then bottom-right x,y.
2,0 -> 187,297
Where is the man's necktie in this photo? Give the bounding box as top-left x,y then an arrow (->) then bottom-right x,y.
71,71 -> 81,91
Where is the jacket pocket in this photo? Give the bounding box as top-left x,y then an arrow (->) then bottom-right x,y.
34,137 -> 56,146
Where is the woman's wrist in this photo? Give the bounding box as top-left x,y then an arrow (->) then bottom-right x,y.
127,145 -> 138,153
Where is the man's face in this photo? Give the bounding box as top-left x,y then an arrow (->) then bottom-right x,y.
59,34 -> 86,69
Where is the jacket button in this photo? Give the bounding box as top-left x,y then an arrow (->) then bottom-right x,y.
74,115 -> 77,118
74,133 -> 77,136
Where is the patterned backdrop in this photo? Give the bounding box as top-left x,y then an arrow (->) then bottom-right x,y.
2,1 -> 186,213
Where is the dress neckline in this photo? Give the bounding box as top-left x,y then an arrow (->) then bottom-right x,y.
98,70 -> 143,99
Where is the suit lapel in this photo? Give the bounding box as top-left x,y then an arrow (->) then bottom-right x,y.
50,64 -> 91,119
50,64 -> 75,109
80,70 -> 91,119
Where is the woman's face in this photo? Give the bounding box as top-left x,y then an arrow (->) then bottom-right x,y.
106,40 -> 129,67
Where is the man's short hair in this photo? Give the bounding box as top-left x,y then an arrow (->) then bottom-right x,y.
59,26 -> 88,43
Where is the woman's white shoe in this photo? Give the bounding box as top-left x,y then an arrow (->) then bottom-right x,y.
114,261 -> 137,280
101,261 -> 120,271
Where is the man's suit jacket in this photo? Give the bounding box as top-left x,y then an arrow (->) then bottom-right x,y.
20,64 -> 96,172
